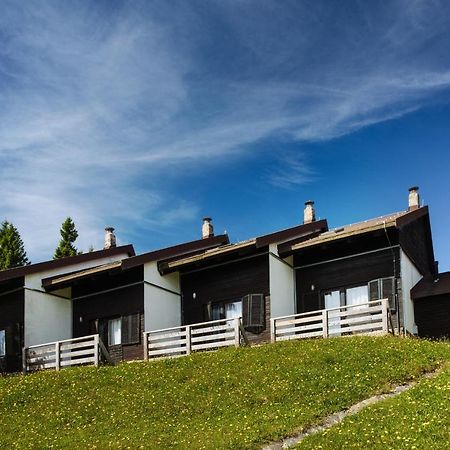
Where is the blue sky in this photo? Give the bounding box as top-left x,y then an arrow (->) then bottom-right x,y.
1,0 -> 450,270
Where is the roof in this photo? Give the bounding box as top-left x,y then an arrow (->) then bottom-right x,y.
159,219 -> 329,273
411,272 -> 450,300
0,245 -> 135,284
42,261 -> 123,290
121,234 -> 230,270
287,207 -> 428,253
162,239 -> 257,272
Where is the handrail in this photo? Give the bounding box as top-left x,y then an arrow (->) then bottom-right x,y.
145,317 -> 238,335
273,299 -> 387,322
26,334 -> 99,349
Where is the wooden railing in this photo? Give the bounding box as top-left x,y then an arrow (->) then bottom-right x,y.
144,317 -> 242,360
271,299 -> 389,343
23,334 -> 113,373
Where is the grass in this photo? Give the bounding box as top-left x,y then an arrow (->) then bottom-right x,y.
296,361 -> 450,449
0,336 -> 449,449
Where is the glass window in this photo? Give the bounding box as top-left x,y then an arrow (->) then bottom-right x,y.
0,330 -> 5,356
108,318 -> 122,346
346,286 -> 369,308
225,301 -> 242,319
324,290 -> 340,309
211,300 -> 242,321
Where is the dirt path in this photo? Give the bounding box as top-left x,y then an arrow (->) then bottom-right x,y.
261,369 -> 439,450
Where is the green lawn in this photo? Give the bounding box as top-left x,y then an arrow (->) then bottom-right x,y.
296,361 -> 450,450
0,336 -> 449,449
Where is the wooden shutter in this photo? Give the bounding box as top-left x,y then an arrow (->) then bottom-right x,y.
381,278 -> 396,311
242,294 -> 265,334
368,280 -> 380,301
122,314 -> 140,345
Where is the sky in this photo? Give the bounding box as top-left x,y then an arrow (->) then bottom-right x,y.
0,0 -> 450,270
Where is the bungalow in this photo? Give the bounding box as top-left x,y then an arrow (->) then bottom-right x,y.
0,242 -> 135,372
279,187 -> 435,335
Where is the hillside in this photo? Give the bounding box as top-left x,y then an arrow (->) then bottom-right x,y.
1,336 -> 449,449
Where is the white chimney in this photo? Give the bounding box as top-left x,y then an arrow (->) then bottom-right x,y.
408,186 -> 419,211
202,217 -> 214,239
104,227 -> 117,249
304,200 -> 316,224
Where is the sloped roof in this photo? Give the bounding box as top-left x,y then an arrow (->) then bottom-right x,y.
411,272 -> 450,300
121,234 -> 230,270
159,219 -> 328,273
0,245 -> 135,284
288,207 -> 428,252
42,261 -> 123,290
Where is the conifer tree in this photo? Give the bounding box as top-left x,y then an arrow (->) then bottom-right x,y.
54,217 -> 80,259
0,220 -> 30,270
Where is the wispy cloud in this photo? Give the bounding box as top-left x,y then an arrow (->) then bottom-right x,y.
1,0 -> 450,260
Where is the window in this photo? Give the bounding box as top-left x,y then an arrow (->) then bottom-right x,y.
0,330 -> 5,357
210,300 -> 242,321
94,313 -> 140,347
369,277 -> 396,311
108,318 -> 122,346
242,294 -> 265,334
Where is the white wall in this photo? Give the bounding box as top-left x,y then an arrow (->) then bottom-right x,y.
143,262 -> 181,331
269,244 -> 296,318
24,289 -> 72,347
400,249 -> 422,335
23,250 -> 131,346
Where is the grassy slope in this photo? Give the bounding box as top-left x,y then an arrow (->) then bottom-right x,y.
0,336 -> 449,449
296,362 -> 450,449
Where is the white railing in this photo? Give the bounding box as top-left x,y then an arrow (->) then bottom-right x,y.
23,334 -> 112,373
144,317 -> 242,360
271,299 -> 389,342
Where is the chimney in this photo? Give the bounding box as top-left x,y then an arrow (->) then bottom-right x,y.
104,227 -> 116,249
304,200 -> 316,224
408,186 -> 419,211
202,217 -> 214,239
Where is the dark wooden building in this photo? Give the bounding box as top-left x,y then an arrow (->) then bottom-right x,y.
279,204 -> 435,334
412,272 -> 450,338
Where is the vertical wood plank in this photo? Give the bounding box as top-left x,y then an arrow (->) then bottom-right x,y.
22,347 -> 27,375
382,298 -> 388,333
55,342 -> 60,371
322,309 -> 328,338
234,318 -> 240,347
186,326 -> 191,355
270,318 -> 276,343
143,331 -> 149,360
93,334 -> 99,367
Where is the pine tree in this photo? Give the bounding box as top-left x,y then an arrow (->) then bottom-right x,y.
54,217 -> 80,259
0,220 -> 30,270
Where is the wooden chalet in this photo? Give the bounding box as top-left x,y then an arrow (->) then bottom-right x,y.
0,244 -> 135,372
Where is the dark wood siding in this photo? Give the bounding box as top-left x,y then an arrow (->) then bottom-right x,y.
72,267 -> 144,363
415,295 -> 450,338
399,214 -> 435,276
296,248 -> 400,313
0,287 -> 24,373
181,254 -> 269,325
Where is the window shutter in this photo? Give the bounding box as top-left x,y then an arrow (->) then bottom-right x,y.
368,280 -> 380,301
122,314 -> 140,345
381,278 -> 396,311
242,294 -> 265,334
